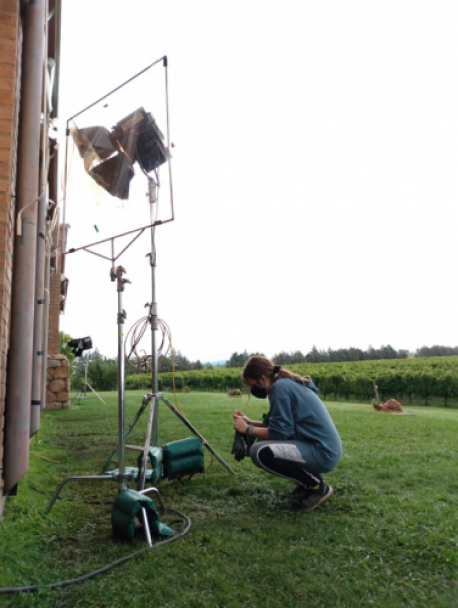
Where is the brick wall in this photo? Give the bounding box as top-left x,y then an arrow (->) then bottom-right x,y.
0,0 -> 21,518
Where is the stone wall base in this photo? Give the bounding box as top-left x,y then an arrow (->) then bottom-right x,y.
46,354 -> 71,409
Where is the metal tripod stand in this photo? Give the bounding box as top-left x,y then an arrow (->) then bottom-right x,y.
74,352 -> 106,405
46,191 -> 234,533
46,56 -> 234,542
103,176 -> 235,485
46,262 -> 164,544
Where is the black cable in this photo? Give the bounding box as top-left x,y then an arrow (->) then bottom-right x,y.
26,478 -> 114,504
0,508 -> 191,595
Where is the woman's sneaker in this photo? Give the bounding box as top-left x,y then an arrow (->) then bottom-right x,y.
293,482 -> 334,511
288,484 -> 307,496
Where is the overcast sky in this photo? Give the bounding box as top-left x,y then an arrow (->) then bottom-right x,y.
58,1 -> 458,362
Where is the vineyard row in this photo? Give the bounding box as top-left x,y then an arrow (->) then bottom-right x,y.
124,356 -> 458,406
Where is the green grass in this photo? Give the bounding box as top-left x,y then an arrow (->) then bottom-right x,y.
1,392 -> 457,607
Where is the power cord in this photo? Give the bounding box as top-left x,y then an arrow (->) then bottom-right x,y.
0,508 -> 191,595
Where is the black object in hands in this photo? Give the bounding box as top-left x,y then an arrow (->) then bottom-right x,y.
231,431 -> 257,462
231,431 -> 247,462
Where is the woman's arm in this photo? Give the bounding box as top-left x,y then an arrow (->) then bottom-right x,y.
234,416 -> 270,439
249,426 -> 269,440
233,410 -> 263,426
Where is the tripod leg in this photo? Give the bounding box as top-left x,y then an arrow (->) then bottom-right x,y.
138,394 -> 157,491
141,507 -> 153,547
101,397 -> 150,473
162,398 -> 235,475
86,382 -> 106,405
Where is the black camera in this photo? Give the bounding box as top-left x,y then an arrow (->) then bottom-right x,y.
67,336 -> 93,357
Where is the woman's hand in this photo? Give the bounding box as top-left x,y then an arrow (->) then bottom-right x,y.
233,410 -> 252,424
233,415 -> 248,434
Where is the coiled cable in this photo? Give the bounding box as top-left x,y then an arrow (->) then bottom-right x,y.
0,508 -> 191,595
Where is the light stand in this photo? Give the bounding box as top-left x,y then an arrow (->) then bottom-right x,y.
112,264 -> 130,491
74,351 -> 106,405
46,57 -> 234,544
101,177 -> 235,487
45,254 -> 139,510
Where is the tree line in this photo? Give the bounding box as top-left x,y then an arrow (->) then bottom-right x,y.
61,332 -> 458,395
66,347 -> 458,407
227,344 -> 458,367
126,356 -> 458,407
273,345 -> 410,363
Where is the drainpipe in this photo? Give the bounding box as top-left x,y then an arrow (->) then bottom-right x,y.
4,0 -> 46,494
41,212 -> 52,411
30,186 -> 47,437
30,10 -> 50,437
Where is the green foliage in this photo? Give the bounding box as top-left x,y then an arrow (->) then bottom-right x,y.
273,344 -> 412,364
59,331 -> 75,362
225,351 -> 264,368
415,344 -> 458,357
71,350 -> 118,391
0,393 -> 457,607
73,355 -> 458,407
146,357 -> 458,407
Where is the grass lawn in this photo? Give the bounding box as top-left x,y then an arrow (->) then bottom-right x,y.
0,391 -> 457,607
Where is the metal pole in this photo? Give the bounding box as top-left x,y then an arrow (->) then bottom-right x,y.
30,10 -> 50,435
101,395 -> 149,473
41,217 -> 52,411
30,187 -> 48,436
141,508 -> 153,547
138,393 -> 157,491
148,178 -> 159,446
112,266 -> 130,492
83,355 -> 89,398
84,382 -> 106,405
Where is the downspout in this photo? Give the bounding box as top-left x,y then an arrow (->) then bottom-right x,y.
30,10 -> 49,436
30,186 -> 47,436
41,210 -> 53,411
4,0 -> 47,494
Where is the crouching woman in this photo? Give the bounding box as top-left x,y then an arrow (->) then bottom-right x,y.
233,355 -> 342,511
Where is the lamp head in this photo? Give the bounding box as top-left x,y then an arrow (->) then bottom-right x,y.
72,107 -> 168,201
67,336 -> 93,357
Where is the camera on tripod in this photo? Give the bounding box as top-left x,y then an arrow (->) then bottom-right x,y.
67,336 -> 93,357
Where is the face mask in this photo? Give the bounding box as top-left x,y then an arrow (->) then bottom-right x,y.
251,385 -> 267,399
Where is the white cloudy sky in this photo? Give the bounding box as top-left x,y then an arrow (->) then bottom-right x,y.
58,0 -> 458,362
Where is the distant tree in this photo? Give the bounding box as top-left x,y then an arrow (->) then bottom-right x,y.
415,345 -> 458,358
272,351 -> 291,365
86,350 -> 118,391
226,351 -> 264,368
273,351 -> 306,365
302,344 -> 413,363
305,346 -> 328,363
160,349 -> 192,371
365,345 -> 376,360
379,344 -> 397,359
226,352 -> 247,368
59,331 -> 75,362
291,350 -> 306,364
158,355 -> 173,373
347,347 -> 365,361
